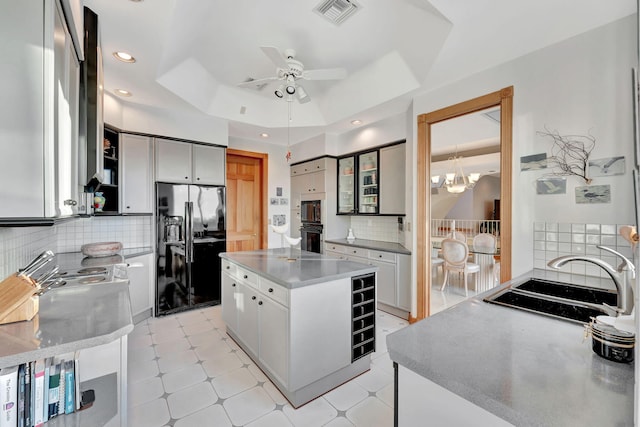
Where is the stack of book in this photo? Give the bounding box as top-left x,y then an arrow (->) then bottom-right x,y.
0,352 -> 80,427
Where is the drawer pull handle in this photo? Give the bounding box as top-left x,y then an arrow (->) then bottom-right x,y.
379,255 -> 382,258
252,296 -> 256,300
244,275 -> 248,279
353,250 -> 357,253
232,283 -> 236,287
258,301 -> 263,305
268,288 -> 274,293
226,266 -> 230,269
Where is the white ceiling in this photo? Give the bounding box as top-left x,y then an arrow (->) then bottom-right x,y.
84,0 -> 636,145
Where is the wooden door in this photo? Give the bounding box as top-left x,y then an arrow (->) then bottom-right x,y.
226,149 -> 268,252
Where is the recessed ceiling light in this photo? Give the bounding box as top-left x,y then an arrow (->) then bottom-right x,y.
114,89 -> 132,97
351,119 -> 362,125
113,51 -> 136,63
260,133 -> 269,138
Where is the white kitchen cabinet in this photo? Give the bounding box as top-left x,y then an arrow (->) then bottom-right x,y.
221,272 -> 239,332
324,242 -> 411,316
120,134 -> 153,214
127,253 -> 154,320
258,292 -> 289,386
236,282 -> 261,357
155,139 -> 192,183
155,138 -> 226,185
193,144 -> 226,185
0,0 -> 81,218
379,143 -> 406,215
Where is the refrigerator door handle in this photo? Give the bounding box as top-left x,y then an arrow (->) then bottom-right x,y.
187,201 -> 195,263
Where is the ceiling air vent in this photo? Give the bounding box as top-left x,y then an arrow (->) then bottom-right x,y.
314,0 -> 360,25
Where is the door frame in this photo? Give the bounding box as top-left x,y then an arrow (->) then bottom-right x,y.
415,87 -> 513,321
226,148 -> 269,249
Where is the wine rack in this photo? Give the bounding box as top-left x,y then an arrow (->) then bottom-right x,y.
351,273 -> 376,362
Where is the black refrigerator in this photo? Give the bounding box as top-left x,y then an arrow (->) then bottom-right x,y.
156,183 -> 226,316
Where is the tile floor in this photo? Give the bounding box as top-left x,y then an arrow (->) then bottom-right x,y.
127,306 -> 409,427
430,269 -> 481,315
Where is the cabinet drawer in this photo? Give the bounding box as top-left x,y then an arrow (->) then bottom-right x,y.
345,247 -> 368,258
222,260 -> 237,277
260,278 -> 289,307
368,250 -> 396,263
290,158 -> 327,176
325,243 -> 345,253
237,266 -> 259,288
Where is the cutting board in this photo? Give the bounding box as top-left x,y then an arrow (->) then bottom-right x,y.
0,274 -> 38,323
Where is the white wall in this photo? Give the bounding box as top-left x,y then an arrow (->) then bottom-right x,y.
228,136 -> 291,248
412,15 -> 637,278
104,94 -> 228,145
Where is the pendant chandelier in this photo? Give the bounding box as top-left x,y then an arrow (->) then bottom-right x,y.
433,155 -> 480,194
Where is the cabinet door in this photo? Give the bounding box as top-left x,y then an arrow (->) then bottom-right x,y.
120,134 -> 153,213
337,156 -> 356,214
155,139 -> 192,183
290,209 -> 301,238
193,144 -> 225,185
379,144 -> 406,215
127,253 -> 154,316
259,296 -> 289,387
222,272 -> 239,333
358,151 -> 379,214
291,176 -> 304,210
369,259 -> 396,307
305,170 -> 325,193
236,282 -> 260,356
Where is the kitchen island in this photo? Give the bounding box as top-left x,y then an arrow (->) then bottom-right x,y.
220,248 -> 377,408
386,270 -> 633,426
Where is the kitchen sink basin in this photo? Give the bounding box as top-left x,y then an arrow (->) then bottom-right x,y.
484,278 -> 616,324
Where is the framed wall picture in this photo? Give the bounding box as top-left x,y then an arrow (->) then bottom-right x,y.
575,185 -> 611,204
536,177 -> 566,194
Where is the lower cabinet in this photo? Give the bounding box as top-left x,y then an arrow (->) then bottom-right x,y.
324,243 -> 411,316
222,268 -> 290,387
127,253 -> 154,320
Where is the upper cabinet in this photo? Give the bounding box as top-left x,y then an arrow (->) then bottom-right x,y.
0,0 -> 82,219
156,139 -> 226,185
337,142 -> 405,216
120,134 -> 153,214
379,143 -> 406,215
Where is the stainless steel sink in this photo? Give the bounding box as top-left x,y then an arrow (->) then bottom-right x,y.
484,278 -> 617,324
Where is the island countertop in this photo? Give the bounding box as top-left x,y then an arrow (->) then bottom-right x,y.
220,248 -> 377,289
386,270 -> 633,427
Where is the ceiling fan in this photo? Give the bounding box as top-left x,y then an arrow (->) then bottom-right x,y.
238,46 -> 347,104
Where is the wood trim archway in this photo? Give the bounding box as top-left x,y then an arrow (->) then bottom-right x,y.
415,87 -> 513,321
226,148 -> 269,249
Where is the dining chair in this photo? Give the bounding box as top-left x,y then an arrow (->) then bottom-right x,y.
472,233 -> 498,283
440,238 -> 480,296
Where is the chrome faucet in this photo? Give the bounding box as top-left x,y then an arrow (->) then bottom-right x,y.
547,246 -> 635,316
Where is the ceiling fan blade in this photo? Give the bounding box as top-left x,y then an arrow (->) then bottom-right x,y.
237,76 -> 279,90
260,46 -> 290,70
302,68 -> 347,80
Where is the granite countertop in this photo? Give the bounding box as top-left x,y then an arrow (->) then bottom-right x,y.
324,238 -> 411,255
220,248 -> 377,289
386,270 -> 633,426
0,282 -> 133,368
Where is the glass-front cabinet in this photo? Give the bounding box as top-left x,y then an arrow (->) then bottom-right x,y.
337,150 -> 379,214
358,151 -> 379,214
338,157 -> 356,213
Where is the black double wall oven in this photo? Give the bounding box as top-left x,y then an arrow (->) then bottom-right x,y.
300,200 -> 323,253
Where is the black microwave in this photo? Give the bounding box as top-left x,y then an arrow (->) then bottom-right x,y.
301,200 -> 321,223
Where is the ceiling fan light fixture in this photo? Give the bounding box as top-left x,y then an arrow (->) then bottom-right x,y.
286,84 -> 296,95
275,84 -> 284,98
296,85 -> 310,103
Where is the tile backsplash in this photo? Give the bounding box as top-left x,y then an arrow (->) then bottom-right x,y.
533,222 -> 633,278
0,216 -> 152,279
349,216 -> 402,243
